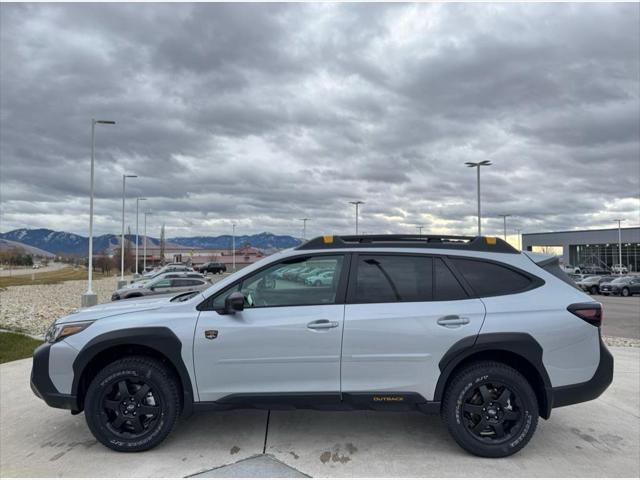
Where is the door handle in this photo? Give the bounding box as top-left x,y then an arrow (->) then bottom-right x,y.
437,315 -> 470,327
307,319 -> 339,330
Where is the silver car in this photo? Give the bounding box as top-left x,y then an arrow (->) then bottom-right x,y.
32,234 -> 612,458
111,276 -> 210,301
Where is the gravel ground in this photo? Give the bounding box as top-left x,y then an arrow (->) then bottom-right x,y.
1,276 -> 638,348
0,276 -> 126,335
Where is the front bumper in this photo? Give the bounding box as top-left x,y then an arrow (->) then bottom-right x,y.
30,343 -> 79,411
551,337 -> 614,409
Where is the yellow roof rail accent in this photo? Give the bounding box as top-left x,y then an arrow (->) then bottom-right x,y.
323,235 -> 334,244
486,236 -> 497,245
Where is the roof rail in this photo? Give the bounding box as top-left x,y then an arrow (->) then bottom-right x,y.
296,234 -> 519,254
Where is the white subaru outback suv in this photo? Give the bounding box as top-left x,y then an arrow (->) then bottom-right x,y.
31,234 -> 613,457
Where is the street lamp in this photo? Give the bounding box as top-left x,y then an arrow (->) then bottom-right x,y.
232,223 -> 236,272
515,228 -> 522,250
143,211 -> 152,272
614,219 -> 624,274
349,201 -> 365,235
119,174 -> 137,287
82,118 -> 116,308
498,214 -> 511,241
465,160 -> 492,236
416,225 -> 424,236
135,197 -> 147,276
299,218 -> 310,241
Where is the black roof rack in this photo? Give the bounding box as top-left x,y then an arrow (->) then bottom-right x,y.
296,234 -> 519,254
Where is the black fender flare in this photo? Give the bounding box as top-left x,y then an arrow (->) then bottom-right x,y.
71,327 -> 195,415
434,332 -> 554,418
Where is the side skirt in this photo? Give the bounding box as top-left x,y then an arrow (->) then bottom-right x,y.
192,392 -> 441,414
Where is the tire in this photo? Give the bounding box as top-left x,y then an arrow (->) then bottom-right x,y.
442,361 -> 538,458
621,288 -> 630,297
84,356 -> 180,452
589,286 -> 598,295
314,280 -> 321,286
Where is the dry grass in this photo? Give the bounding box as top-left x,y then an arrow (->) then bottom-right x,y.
0,267 -> 109,288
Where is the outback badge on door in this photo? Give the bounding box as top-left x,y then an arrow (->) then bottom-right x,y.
204,329 -> 218,340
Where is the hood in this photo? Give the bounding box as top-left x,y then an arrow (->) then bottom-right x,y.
56,295 -> 175,324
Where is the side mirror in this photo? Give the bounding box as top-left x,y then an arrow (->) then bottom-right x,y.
224,291 -> 245,314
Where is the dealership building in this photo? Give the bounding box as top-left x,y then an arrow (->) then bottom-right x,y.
522,227 -> 640,272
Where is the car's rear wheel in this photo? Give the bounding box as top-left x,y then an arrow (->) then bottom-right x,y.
84,356 -> 180,452
442,361 -> 538,458
589,286 -> 598,295
621,287 -> 630,297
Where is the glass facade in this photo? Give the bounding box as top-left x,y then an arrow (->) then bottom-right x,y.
570,243 -> 640,272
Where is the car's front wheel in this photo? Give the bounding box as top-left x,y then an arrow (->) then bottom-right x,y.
442,361 -> 538,458
84,356 -> 180,452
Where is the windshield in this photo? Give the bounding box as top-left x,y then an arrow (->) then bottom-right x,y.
611,277 -> 629,284
582,276 -> 600,281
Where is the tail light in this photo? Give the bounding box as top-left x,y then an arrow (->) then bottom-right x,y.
567,302 -> 602,327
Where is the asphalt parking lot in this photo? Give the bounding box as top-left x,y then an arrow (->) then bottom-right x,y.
1,347 -> 638,478
596,295 -> 640,339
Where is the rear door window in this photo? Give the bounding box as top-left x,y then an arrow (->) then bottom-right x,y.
353,255 -> 433,303
450,258 -> 533,297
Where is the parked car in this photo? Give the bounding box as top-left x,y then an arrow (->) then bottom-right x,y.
123,272 -> 205,290
142,264 -> 193,278
561,264 -> 581,274
611,264 -> 629,275
195,262 -> 227,275
568,273 -> 589,282
305,270 -> 334,286
111,276 -> 210,301
599,276 -> 640,297
579,264 -> 611,275
33,234 -> 612,458
576,275 -> 615,295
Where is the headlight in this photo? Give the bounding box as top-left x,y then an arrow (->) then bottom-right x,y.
44,321 -> 94,343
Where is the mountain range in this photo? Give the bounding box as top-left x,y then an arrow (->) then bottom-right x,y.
0,228 -> 302,255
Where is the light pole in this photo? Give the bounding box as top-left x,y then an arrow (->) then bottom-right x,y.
515,228 -> 522,250
465,160 -> 492,236
299,218 -> 310,240
135,197 -> 147,277
416,225 -> 424,236
82,118 -> 115,308
614,219 -> 624,274
498,214 -> 511,241
119,174 -> 137,288
232,223 -> 236,272
349,201 -> 364,235
143,211 -> 152,272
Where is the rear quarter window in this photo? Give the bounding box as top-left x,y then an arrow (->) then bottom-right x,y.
450,258 -> 534,297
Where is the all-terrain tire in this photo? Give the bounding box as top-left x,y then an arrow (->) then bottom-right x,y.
442,361 -> 538,458
84,356 -> 180,452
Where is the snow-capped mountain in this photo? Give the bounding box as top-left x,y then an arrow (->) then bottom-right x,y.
0,229 -> 301,255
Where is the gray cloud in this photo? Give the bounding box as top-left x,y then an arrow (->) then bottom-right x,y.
1,2 -> 639,241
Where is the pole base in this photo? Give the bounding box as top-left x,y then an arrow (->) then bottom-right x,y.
117,280 -> 128,289
133,273 -> 142,279
81,293 -> 98,308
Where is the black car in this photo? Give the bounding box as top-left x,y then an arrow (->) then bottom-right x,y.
197,262 -> 227,274
579,264 -> 611,275
599,276 -> 640,296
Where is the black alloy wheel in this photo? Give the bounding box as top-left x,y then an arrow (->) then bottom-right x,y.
102,378 -> 161,438
84,356 -> 180,452
460,382 -> 523,442
442,361 -> 538,457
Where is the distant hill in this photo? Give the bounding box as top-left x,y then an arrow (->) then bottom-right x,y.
0,238 -> 56,258
0,228 -> 302,255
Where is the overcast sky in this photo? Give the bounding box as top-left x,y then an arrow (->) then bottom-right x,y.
1,2 -> 639,241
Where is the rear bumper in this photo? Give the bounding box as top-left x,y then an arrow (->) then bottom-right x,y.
30,343 -> 79,411
551,336 -> 614,409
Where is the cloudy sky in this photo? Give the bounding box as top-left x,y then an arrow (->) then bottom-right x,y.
1,2 -> 639,241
